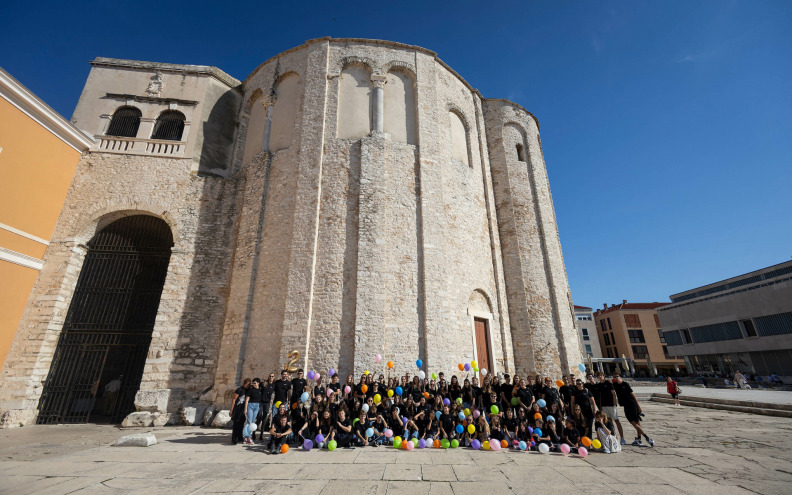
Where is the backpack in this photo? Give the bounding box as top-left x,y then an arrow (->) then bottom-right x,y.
608,434 -> 622,453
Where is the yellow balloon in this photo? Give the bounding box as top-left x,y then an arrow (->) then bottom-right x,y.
592,439 -> 602,449
374,394 -> 381,404
483,441 -> 490,450
464,408 -> 471,417
275,401 -> 282,408
471,360 -> 478,368
388,389 -> 394,397
468,424 -> 476,434
394,436 -> 402,444
364,370 -> 370,375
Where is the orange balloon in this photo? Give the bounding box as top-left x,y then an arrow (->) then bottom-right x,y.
534,413 -> 542,420
292,402 -> 299,410
280,443 -> 289,453
555,380 -> 564,387
500,439 -> 508,448
458,363 -> 464,371
387,361 -> 394,369
401,440 -> 408,449
581,436 -> 592,447
434,439 -> 441,448
424,392 -> 430,399
361,384 -> 368,393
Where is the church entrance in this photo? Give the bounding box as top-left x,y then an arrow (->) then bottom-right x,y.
474,317 -> 492,380
37,215 -> 173,424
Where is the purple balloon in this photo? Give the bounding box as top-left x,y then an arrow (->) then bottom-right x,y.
307,371 -> 315,380
464,363 -> 471,371
402,417 -> 408,426
471,439 -> 481,450
418,439 -> 427,449
315,434 -> 324,444
528,427 -> 534,434
530,440 -> 536,446
443,398 -> 451,406
328,368 -> 335,377
303,439 -> 313,451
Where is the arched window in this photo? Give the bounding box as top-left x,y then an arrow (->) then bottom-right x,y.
516,143 -> 525,162
338,64 -> 373,139
106,106 -> 141,138
151,110 -> 186,141
449,110 -> 470,167
384,70 -> 417,145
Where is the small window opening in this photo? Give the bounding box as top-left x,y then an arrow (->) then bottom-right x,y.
516,143 -> 525,161
106,106 -> 141,138
152,110 -> 186,141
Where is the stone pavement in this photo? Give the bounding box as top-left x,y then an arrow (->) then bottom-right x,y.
633,386 -> 792,406
1,401 -> 791,495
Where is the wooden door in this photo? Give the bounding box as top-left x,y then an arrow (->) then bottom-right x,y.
474,318 -> 492,379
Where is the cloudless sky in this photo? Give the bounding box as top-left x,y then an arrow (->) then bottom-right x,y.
2,1 -> 791,307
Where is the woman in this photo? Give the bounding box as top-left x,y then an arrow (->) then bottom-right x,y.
229,378 -> 251,445
461,378 -> 473,409
666,376 -> 681,406
243,378 -> 262,445
313,375 -> 326,400
388,406 -> 405,439
571,404 -> 589,439
318,409 -> 334,448
449,375 -> 462,403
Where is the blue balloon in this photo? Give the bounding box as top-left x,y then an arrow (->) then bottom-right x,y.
458,411 -> 465,420
416,359 -> 423,368
534,428 -> 542,437
537,399 -> 546,408
301,392 -> 310,403
395,386 -> 403,396
578,363 -> 586,373
435,411 -> 442,419
546,415 -> 555,423
518,441 -> 527,451
455,424 -> 464,434
366,428 -> 374,438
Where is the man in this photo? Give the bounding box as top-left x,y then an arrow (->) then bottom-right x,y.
257,374 -> 275,441
570,379 -> 597,437
328,373 -> 341,401
559,375 -> 575,416
597,371 -> 625,444
273,370 -> 291,418
268,414 -> 292,454
290,369 -> 308,405
499,374 -> 513,410
612,373 -> 654,447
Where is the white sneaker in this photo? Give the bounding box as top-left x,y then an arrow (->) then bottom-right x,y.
603,448 -> 611,454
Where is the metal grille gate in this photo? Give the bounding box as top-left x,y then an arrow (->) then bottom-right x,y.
37,215 -> 172,424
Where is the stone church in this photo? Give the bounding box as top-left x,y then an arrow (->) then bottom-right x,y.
0,38 -> 582,427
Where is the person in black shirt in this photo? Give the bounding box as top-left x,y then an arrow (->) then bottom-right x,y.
515,379 -> 534,411
563,418 -> 580,453
229,378 -> 250,445
471,377 -> 482,410
332,408 -> 354,448
257,374 -> 275,440
273,370 -> 291,418
290,369 -> 307,405
541,377 -> 561,414
570,379 -> 596,438
499,374 -> 513,411
597,372 -> 625,443
388,407 -> 405,438
585,374 -> 601,408
354,410 -> 372,446
243,379 -> 262,444
439,405 -> 456,440
612,374 -> 654,447
313,375 -> 326,401
559,375 -> 575,416
269,414 -> 293,454
503,408 -> 519,444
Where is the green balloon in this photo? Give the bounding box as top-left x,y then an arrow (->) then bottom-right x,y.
451,439 -> 459,448
328,440 -> 337,451
511,397 -> 519,406
491,405 -> 499,415
353,418 -> 359,425
411,438 -> 419,447
456,398 -> 463,404
441,439 -> 450,449
432,372 -> 438,380
393,438 -> 402,449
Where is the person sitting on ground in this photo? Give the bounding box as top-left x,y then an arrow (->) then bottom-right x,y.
269,414 -> 292,454
563,418 -> 580,453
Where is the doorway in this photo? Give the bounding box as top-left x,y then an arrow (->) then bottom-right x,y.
37,215 -> 173,424
474,317 -> 492,380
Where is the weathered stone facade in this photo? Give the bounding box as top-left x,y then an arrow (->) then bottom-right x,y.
0,38 -> 582,426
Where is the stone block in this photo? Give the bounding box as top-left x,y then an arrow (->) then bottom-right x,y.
114,433 -> 157,447
150,412 -> 171,427
203,405 -> 216,426
121,411 -> 152,428
180,405 -> 208,426
210,409 -> 232,428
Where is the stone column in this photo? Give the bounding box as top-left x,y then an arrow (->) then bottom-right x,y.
261,94 -> 276,151
371,75 -> 387,133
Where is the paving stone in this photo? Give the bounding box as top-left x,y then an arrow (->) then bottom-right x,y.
449,481 -> 514,495
321,480 -> 387,495
420,464 -> 456,482
383,463 -> 422,481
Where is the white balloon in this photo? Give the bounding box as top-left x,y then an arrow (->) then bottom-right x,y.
418,371 -> 426,380
362,404 -> 369,413
538,443 -> 550,454
249,423 -> 257,432
481,368 -> 488,376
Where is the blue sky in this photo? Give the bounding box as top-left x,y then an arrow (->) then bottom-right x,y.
2,1 -> 790,306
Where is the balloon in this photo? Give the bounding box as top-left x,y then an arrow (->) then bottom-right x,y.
432,373 -> 438,380
307,371 -> 315,380
416,359 -> 423,368
275,401 -> 282,408
501,440 -> 508,448
418,371 -> 426,380
304,439 -> 313,451
451,439 -> 459,448
537,399 -> 546,408
361,384 -> 368,393
456,424 -> 464,434
581,436 -> 592,447
394,436 -> 402,444
384,429 -> 393,438
301,392 -> 310,403
555,379 -> 564,387
458,364 -> 464,371
326,389 -> 333,397
464,408 -> 471,416
578,446 -> 588,457
292,403 -> 299,410
592,439 -> 602,449
534,428 -> 542,437
538,443 -> 550,454
560,443 -> 571,454
419,438 -> 427,449
328,368 -> 335,377
412,438 -> 419,447
471,360 -> 477,368
490,405 -> 499,415
387,361 -> 394,369
518,441 -> 527,451
375,353 -> 382,363
388,389 -> 394,397
344,386 -> 351,394
366,428 -> 374,438
483,441 -> 490,450
395,387 -> 403,396
464,363 -> 471,371
530,441 -> 535,447
393,438 -> 402,449
328,440 -> 337,451
511,397 -> 519,406
362,404 -> 369,413
481,368 -> 488,376
547,415 -> 555,423
534,413 -> 542,420
435,411 -> 442,420
433,439 -> 441,448
314,373 -> 321,381
374,394 -> 381,404
401,440 -> 408,450
468,424 -> 476,434
473,409 -> 480,418
443,398 -> 450,406
281,444 -> 289,453
456,398 -> 463,405
490,440 -> 501,451
528,427 -> 534,434
441,439 -> 450,449
315,434 -> 325,444
578,363 -> 586,373
406,440 -> 414,450
353,418 -> 359,425
471,439 -> 481,450
473,367 -> 479,373
458,412 -> 465,420
424,392 -> 430,399
249,422 -> 258,432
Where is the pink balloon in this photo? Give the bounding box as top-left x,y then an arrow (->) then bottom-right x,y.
473,410 -> 481,418
326,389 -> 333,397
560,444 -> 571,454
578,446 -> 588,458
406,440 -> 414,450
375,353 -> 382,363
344,386 -> 351,394
384,428 -> 393,438
314,373 -> 321,381
490,439 -> 501,451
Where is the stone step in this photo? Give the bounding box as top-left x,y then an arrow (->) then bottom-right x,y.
651,393 -> 792,411
651,395 -> 792,418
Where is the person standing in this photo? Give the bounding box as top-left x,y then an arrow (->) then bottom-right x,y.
290,369 -> 308,406
243,379 -> 262,444
570,379 -> 597,438
257,374 -> 275,441
597,372 -> 625,444
230,378 -> 251,445
666,376 -> 681,406
612,373 -> 654,447
273,369 -> 291,418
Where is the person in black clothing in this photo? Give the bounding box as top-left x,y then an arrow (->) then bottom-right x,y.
269,414 -> 292,454
499,374 -> 513,411
257,373 -> 275,440
354,410 -> 373,446
272,370 -> 291,418
563,418 -> 580,453
243,379 -> 262,444
313,375 -> 326,401
388,407 -> 405,439
571,379 -> 597,438
290,369 -> 307,405
229,378 -> 251,445
559,375 -> 575,416
541,377 -> 561,415
585,374 -> 601,408
332,409 -> 354,448
612,373 -> 654,447
439,405 -> 456,440
515,379 -> 534,411
471,377 -> 482,410
597,371 -> 625,443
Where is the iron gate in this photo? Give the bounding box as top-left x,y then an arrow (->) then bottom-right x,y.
37,215 -> 172,424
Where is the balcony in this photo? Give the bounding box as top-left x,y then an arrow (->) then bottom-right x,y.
95,135 -> 187,158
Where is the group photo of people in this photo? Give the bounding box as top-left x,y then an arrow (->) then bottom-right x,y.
229,359 -> 655,456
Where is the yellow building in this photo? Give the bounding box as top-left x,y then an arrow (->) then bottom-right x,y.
0,68 -> 93,367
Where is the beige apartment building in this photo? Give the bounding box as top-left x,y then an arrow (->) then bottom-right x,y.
594,301 -> 686,376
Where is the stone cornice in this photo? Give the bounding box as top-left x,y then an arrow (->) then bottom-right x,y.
0,68 -> 94,152
91,57 -> 242,89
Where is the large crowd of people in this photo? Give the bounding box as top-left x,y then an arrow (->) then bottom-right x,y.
229,367 -> 654,455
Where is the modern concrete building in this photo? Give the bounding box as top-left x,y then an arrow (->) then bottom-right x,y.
574,305 -> 602,360
0,69 -> 93,368
658,261 -> 792,381
594,301 -> 686,376
0,38 -> 582,427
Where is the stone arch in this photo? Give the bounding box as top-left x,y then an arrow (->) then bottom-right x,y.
68,207 -> 182,251
384,67 -> 417,145
336,56 -> 378,75
381,60 -> 417,76
448,107 -> 471,167
241,89 -> 269,165
504,122 -> 528,163
468,289 -> 493,314
269,72 -> 301,152
337,63 -> 373,139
